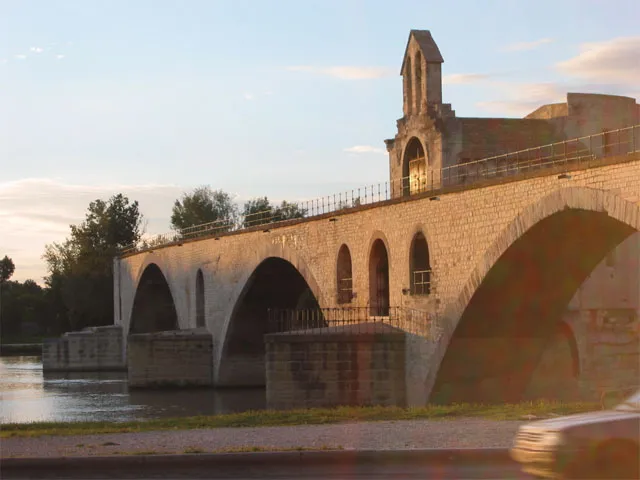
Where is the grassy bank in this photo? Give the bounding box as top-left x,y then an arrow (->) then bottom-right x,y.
1,401 -> 599,438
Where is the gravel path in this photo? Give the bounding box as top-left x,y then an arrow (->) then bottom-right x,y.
2,419 -> 524,458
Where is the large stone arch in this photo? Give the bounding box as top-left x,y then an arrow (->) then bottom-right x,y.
126,253 -> 186,333
428,187 -> 640,403
129,262 -> 179,335
215,243 -> 324,386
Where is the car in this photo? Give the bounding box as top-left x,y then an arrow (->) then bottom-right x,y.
510,388 -> 640,479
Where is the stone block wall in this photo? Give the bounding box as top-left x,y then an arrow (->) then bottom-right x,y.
265,324 -> 406,410
42,326 -> 126,372
128,329 -> 213,387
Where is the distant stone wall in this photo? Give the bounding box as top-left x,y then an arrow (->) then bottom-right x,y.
128,329 -> 213,387
265,324 -> 406,410
42,326 -> 125,372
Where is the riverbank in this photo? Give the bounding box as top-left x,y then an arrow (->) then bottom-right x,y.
0,343 -> 42,356
2,401 -> 598,439
2,417 -> 526,459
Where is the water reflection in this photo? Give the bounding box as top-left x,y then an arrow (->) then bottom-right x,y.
0,356 -> 266,424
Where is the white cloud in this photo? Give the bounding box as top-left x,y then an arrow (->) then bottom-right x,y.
0,178 -> 185,283
556,36 -> 640,84
30,47 -> 44,54
243,92 -> 254,100
14,54 -> 27,60
264,90 -> 273,95
344,145 -> 387,155
443,73 -> 491,85
503,38 -> 554,52
0,59 -> 7,64
477,82 -> 566,116
56,54 -> 65,60
286,65 -> 395,80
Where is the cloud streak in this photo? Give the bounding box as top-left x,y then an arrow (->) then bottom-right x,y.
503,38 -> 554,52
0,179 -> 185,283
286,65 -> 395,80
556,36 -> 640,84
443,73 -> 491,85
344,145 -> 387,154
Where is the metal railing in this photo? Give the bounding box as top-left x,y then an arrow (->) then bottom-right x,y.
120,124 -> 640,255
267,306 -> 438,338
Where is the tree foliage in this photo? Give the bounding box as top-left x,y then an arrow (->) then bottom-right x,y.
0,255 -> 15,283
43,194 -> 143,331
171,186 -> 238,232
242,198 -> 307,227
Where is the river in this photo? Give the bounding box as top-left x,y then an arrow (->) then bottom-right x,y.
0,356 -> 266,424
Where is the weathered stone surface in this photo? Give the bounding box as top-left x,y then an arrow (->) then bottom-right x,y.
265,326 -> 406,409
42,326 -> 126,372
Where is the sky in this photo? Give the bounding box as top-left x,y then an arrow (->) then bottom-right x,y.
1,0 -> 639,283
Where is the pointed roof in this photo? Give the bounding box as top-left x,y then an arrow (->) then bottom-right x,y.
400,30 -> 444,74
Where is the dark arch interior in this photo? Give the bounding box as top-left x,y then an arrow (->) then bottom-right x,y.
414,51 -> 422,110
410,232 -> 431,295
369,239 -> 390,316
130,263 -> 178,334
431,209 -> 636,404
219,257 -> 319,386
196,269 -> 205,328
337,245 -> 353,304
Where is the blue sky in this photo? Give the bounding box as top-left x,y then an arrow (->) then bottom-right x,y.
1,0 -> 639,282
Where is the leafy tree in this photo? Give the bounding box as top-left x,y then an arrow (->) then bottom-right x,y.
171,186 -> 238,233
242,197 -> 272,227
43,194 -> 143,331
273,200 -> 306,221
242,198 -> 307,227
0,255 -> 15,283
0,279 -> 48,339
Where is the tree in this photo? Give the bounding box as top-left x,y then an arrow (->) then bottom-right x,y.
43,194 -> 143,331
0,255 -> 15,283
273,200 -> 306,221
242,197 -> 272,227
171,186 -> 238,234
242,198 -> 307,228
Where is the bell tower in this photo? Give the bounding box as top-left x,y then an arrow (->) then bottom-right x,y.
400,30 -> 444,117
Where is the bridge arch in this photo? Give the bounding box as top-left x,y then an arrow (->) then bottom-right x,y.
369,232 -> 391,316
129,262 -> 179,334
429,187 -> 640,403
216,244 -> 323,386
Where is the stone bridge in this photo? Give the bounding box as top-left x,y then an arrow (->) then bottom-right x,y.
115,150 -> 640,405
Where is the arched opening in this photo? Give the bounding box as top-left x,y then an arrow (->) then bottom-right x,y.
130,263 -> 178,334
369,239 -> 390,316
414,51 -> 423,112
402,137 -> 426,196
431,209 -> 637,404
410,232 -> 431,295
196,269 -> 205,328
219,257 -> 319,386
336,245 -> 353,304
404,57 -> 413,116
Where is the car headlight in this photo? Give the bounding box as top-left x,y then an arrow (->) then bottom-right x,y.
543,431 -> 566,447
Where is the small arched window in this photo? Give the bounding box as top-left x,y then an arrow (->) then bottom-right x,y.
410,232 -> 431,295
336,245 -> 353,304
196,269 -> 205,327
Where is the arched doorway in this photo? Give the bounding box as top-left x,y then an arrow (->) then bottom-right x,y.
410,232 -> 431,295
369,239 -> 390,316
431,208 -> 636,404
336,244 -> 353,304
130,263 -> 178,334
402,137 -> 427,196
196,269 -> 205,328
218,257 -> 320,386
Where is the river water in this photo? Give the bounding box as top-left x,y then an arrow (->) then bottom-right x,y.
0,356 -> 266,424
